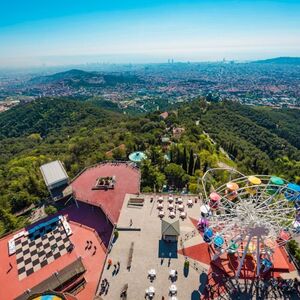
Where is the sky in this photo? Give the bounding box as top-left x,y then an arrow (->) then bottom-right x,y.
0,0 -> 300,67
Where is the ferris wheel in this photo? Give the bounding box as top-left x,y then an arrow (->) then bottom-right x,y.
199,168 -> 300,278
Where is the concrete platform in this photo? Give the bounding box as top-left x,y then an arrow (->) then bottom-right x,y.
99,193 -> 205,299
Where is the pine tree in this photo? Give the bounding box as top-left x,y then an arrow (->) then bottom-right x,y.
188,148 -> 194,175
182,146 -> 188,172
176,146 -> 181,165
194,154 -> 200,172
170,149 -> 174,163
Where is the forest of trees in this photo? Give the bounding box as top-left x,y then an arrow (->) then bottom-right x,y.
0,97 -> 299,235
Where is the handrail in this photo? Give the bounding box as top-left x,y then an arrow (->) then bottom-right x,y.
69,160 -> 140,184
285,245 -> 300,273
95,223 -> 116,296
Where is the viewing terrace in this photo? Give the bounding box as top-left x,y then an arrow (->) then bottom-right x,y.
70,162 -> 140,224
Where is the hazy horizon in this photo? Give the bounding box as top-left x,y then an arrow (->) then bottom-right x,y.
1,0 -> 300,68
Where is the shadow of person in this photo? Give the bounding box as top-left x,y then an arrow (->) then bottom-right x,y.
183,266 -> 189,278
191,290 -> 201,300
199,272 -> 208,294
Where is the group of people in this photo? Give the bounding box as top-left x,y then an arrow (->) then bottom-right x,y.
269,278 -> 298,293
99,278 -> 110,295
112,261 -> 121,276
107,259 -> 121,276
85,240 -> 97,255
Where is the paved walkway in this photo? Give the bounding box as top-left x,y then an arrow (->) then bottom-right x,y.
99,193 -> 204,299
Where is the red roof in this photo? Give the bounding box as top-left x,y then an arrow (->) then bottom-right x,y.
0,220 -> 106,300
70,163 -> 140,224
159,112 -> 169,119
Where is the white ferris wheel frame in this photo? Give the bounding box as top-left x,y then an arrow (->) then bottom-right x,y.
200,168 -> 299,278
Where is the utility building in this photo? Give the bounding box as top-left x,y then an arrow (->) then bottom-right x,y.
40,160 -> 69,200
161,220 -> 180,242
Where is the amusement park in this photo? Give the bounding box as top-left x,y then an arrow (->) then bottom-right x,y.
1,160 -> 300,300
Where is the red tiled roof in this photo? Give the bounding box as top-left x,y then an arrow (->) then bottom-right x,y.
0,221 -> 106,300
159,112 -> 169,119
70,163 -> 140,224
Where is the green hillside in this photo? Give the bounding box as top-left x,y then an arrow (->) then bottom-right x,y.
0,97 -> 299,235
177,100 -> 300,179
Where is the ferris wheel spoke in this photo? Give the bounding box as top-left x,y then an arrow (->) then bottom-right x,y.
254,193 -> 279,210
220,196 -> 237,209
256,210 -> 292,222
258,198 -> 293,211
262,214 -> 294,225
255,183 -> 288,204
262,218 -> 291,233
255,206 -> 295,215
269,217 -> 293,229
264,205 -> 295,217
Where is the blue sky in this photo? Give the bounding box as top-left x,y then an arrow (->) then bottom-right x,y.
0,0 -> 299,67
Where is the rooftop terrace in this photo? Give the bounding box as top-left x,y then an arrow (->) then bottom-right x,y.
0,210 -> 106,300
70,162 -> 140,224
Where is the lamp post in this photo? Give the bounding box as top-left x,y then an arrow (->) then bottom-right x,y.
54,271 -> 62,287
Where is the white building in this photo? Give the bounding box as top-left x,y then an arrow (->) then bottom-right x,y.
40,160 -> 69,199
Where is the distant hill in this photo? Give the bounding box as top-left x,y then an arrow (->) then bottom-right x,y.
30,69 -> 90,84
252,57 -> 300,65
29,69 -> 143,87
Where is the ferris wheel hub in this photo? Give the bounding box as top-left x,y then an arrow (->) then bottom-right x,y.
248,226 -> 269,237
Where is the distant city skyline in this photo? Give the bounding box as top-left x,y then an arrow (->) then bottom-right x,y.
0,0 -> 300,68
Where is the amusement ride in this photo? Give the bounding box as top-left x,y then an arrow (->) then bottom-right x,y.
198,168 -> 300,279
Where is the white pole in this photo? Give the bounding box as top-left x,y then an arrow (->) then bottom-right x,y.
256,236 -> 260,277
236,234 -> 252,278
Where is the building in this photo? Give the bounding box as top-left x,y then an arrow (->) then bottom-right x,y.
159,111 -> 169,119
17,258 -> 85,300
0,213 -> 107,300
161,219 -> 180,242
40,161 -> 69,200
172,127 -> 185,139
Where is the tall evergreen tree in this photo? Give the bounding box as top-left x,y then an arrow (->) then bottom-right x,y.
194,154 -> 200,172
188,148 -> 194,175
182,146 -> 188,172
170,149 -> 174,163
176,146 -> 181,165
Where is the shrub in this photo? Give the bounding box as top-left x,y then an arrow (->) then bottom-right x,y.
114,229 -> 119,239
45,205 -> 57,216
184,260 -> 190,269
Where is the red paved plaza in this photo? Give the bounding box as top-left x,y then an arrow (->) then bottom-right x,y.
71,163 -> 140,224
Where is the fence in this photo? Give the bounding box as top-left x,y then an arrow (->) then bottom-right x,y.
69,160 -> 140,185
95,224 -> 116,296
